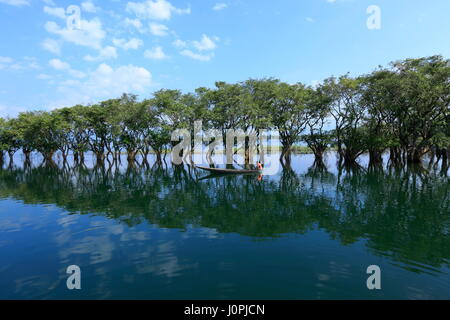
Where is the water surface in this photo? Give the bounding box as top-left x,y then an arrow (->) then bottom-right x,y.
0,153 -> 448,299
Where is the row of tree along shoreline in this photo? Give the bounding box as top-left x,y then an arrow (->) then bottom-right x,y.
0,55 -> 448,170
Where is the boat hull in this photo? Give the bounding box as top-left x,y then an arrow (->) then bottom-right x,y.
195,166 -> 261,174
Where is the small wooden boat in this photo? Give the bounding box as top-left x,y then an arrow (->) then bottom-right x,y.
194,165 -> 261,175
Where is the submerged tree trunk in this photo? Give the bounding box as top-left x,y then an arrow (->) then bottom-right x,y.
244,136 -> 250,166
428,146 -> 436,166
441,147 -> 449,169
280,144 -> 292,165
23,150 -> 32,167
61,151 -> 68,164
343,149 -> 361,166
336,138 -> 344,162
127,149 -> 138,163
142,150 -> 149,163
79,151 -> 85,165
308,143 -> 327,164
95,152 -> 105,165
156,151 -> 162,163
369,149 -> 383,167
73,151 -> 79,163
74,151 -> 86,167
407,147 -> 426,164
8,150 -> 15,163
389,147 -> 402,165
40,151 -> 57,167
314,152 -> 324,163
23,149 -> 32,161
43,151 -> 55,162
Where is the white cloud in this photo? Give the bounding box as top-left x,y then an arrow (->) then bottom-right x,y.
49,58 -> 86,78
49,58 -> 69,70
52,64 -> 153,107
0,56 -> 40,71
112,38 -> 143,50
84,46 -> 118,62
8,63 -> 24,71
213,3 -> 227,11
124,18 -> 145,32
180,50 -> 213,62
81,1 -> 99,13
0,56 -> 14,64
126,0 -> 190,21
45,18 -> 106,49
172,39 -> 186,48
192,34 -> 217,51
43,6 -> 66,19
42,38 -> 61,55
149,22 -> 169,36
0,56 -> 14,70
24,57 -> 40,69
0,0 -> 29,6
174,35 -> 218,61
327,0 -> 337,3
306,17 -> 315,23
144,46 -> 167,60
37,73 -> 52,80
0,103 -> 26,118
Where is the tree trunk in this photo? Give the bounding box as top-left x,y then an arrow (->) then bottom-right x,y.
127,150 -> 137,163
41,151 -> 56,167
441,147 -> 448,168
95,152 -> 105,165
8,151 -> 14,163
280,144 -> 292,162
61,152 -> 68,163
389,147 -> 401,165
343,150 -> 360,166
244,136 -> 249,166
43,151 -> 55,162
369,150 -> 383,166
23,150 -> 31,161
428,146 -> 436,166
337,141 -> 344,161
408,147 -> 424,164
310,148 -> 321,162
23,150 -> 32,167
311,145 -> 326,164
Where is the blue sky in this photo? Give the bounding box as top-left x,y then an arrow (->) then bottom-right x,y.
0,0 -> 449,117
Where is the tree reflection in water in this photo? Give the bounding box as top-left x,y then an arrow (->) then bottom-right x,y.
0,155 -> 448,273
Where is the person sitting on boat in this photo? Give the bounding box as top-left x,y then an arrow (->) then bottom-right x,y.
257,161 -> 263,171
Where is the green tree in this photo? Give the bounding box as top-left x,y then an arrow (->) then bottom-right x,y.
272,82 -> 312,164
391,56 -> 449,163
325,75 -> 367,165
28,111 -> 60,163
0,118 -> 21,163
303,84 -> 333,163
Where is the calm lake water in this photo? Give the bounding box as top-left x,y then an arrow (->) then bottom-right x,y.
0,153 -> 448,299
